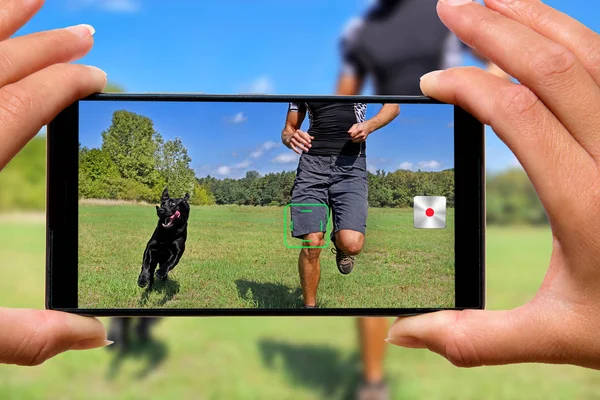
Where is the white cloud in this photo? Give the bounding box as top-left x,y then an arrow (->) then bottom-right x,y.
216,166 -> 231,176
250,141 -> 279,159
232,152 -> 238,157
229,112 -> 247,124
417,160 -> 442,170
216,159 -> 253,176
233,160 -> 251,169
244,76 -> 274,94
272,152 -> 299,164
398,162 -> 413,170
74,0 -> 140,12
367,163 -> 377,174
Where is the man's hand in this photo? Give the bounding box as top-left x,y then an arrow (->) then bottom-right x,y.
350,104 -> 399,143
387,0 -> 600,370
348,122 -> 373,143
284,129 -> 314,155
0,0 -> 109,365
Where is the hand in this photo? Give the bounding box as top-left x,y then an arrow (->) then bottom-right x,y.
0,0 -> 107,170
348,122 -> 372,143
287,129 -> 314,155
0,0 -> 109,365
387,0 -> 600,370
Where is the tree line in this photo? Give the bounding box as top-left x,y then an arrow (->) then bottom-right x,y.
198,169 -> 455,208
0,108 -> 549,225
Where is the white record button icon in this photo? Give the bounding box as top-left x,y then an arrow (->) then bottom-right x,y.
413,196 -> 446,229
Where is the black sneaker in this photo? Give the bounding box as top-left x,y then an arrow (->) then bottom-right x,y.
331,243 -> 355,275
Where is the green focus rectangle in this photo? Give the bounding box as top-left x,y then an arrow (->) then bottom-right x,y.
283,203 -> 330,249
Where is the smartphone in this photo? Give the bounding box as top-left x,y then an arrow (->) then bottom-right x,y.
46,94 -> 484,316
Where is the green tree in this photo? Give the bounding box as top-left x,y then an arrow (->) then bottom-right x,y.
79,148 -> 121,199
156,137 -> 196,198
101,110 -> 162,188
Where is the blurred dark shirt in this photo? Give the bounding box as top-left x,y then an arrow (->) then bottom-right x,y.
340,0 -> 468,95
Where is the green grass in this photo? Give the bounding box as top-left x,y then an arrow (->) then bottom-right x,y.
79,204 -> 455,309
1,220 -> 599,399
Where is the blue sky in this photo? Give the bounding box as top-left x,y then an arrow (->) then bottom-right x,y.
80,101 -> 454,178
20,0 -> 600,172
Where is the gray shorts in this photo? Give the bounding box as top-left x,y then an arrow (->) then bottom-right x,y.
290,154 -> 368,239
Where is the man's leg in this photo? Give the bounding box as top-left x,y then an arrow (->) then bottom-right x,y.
358,317 -> 388,383
298,232 -> 325,307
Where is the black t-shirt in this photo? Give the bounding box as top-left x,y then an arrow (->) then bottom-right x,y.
289,102 -> 367,157
340,0 -> 469,95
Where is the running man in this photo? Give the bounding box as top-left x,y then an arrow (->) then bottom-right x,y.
335,1 -> 510,399
282,102 -> 399,308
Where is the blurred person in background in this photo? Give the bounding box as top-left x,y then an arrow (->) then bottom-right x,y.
107,318 -> 161,352
335,0 -> 509,399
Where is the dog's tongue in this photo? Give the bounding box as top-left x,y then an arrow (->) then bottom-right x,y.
170,211 -> 181,220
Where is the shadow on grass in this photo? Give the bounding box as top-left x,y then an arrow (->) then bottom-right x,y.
139,278 -> 180,307
258,339 -> 361,400
105,318 -> 168,380
235,280 -> 303,308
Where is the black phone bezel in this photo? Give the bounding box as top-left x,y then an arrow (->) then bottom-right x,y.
46,93 -> 485,317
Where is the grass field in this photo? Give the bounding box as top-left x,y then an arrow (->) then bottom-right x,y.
1,219 -> 599,399
79,204 -> 455,309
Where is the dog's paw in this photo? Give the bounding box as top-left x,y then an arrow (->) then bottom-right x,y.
155,269 -> 169,281
137,273 -> 149,288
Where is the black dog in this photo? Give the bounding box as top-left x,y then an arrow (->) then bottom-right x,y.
137,187 -> 190,289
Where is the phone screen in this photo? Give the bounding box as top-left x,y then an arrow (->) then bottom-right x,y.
76,99 -> 457,310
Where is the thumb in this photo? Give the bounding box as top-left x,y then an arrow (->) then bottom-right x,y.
387,306 -> 560,367
0,308 -> 110,366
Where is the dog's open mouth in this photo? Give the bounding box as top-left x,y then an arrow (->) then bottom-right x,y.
161,210 -> 181,228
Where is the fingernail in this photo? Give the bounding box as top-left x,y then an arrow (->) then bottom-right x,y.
420,70 -> 443,81
439,0 -> 472,6
66,24 -> 95,39
71,338 -> 113,351
86,65 -> 108,77
386,337 -> 427,349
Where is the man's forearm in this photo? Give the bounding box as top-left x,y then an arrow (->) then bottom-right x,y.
365,104 -> 400,133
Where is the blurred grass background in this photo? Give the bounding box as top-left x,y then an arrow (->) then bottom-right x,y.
1,137 -> 599,399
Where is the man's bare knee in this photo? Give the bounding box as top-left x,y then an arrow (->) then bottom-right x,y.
336,232 -> 364,255
300,233 -> 324,260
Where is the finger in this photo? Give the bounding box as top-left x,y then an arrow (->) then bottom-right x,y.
486,0 -> 600,86
420,67 -> 593,215
0,308 -> 110,366
0,63 -> 107,170
290,138 -> 308,153
0,0 -> 43,41
291,145 -> 302,155
387,307 -> 563,367
293,133 -> 311,148
296,130 -> 313,144
437,0 -> 600,158
0,24 -> 95,88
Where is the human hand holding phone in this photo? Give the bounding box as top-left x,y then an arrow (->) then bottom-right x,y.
388,0 -> 600,370
0,0 -> 109,365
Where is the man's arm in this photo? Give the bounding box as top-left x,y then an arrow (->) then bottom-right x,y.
336,72 -> 365,96
348,104 -> 400,143
282,104 -> 313,155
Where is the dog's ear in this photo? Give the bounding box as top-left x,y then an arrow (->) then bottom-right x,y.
161,187 -> 169,201
184,192 -> 190,202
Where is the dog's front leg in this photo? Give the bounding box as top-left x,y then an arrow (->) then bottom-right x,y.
156,245 -> 184,281
138,243 -> 158,289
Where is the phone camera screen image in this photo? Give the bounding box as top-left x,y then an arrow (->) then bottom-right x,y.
46,95 -> 484,316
